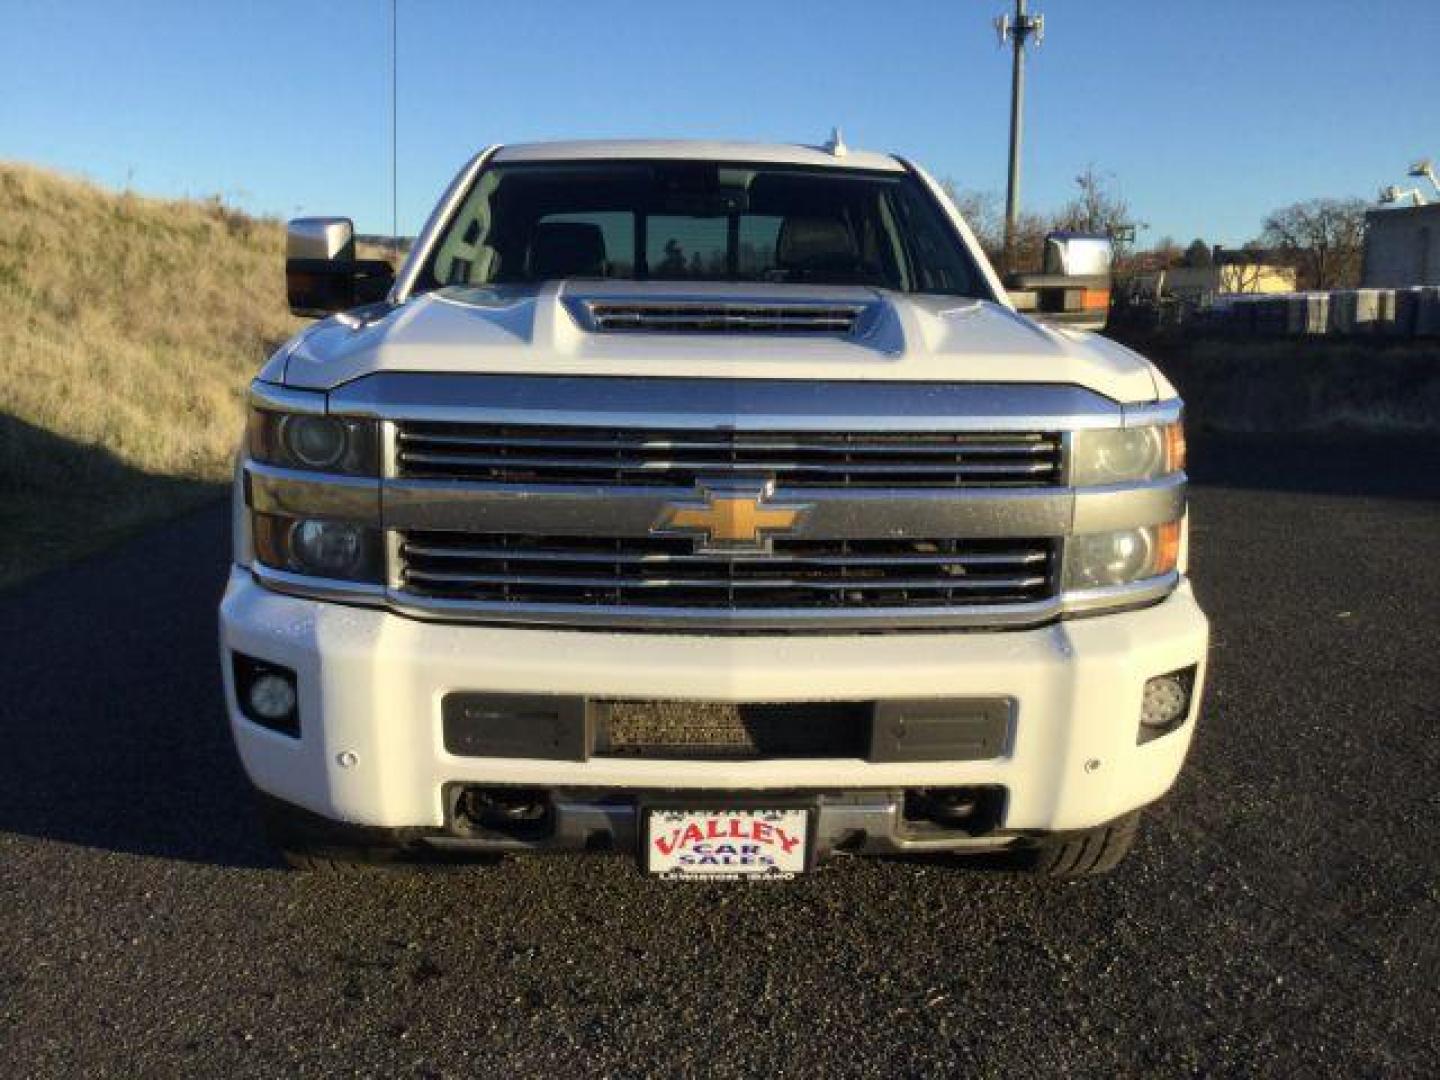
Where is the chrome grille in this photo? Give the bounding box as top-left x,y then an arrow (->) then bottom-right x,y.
398,533 -> 1056,610
395,425 -> 1062,488
583,301 -> 864,334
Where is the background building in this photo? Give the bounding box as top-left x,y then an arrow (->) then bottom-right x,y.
1128,247 -> 1298,305
1363,203 -> 1440,286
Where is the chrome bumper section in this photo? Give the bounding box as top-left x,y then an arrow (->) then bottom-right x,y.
422,792 -> 1022,858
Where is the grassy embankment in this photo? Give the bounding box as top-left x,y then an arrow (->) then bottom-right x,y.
0,163 -> 302,588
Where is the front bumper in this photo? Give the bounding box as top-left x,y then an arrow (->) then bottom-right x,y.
219,566 -> 1209,839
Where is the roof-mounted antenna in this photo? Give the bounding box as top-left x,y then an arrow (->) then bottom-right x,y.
824,127 -> 848,158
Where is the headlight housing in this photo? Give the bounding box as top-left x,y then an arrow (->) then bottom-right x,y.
1071,422 -> 1185,486
248,408 -> 379,476
252,514 -> 384,584
1063,522 -> 1181,590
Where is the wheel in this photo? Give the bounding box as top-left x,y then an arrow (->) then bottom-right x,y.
252,791 -> 501,872
257,797 -> 410,872
1026,810 -> 1142,878
269,842 -> 415,873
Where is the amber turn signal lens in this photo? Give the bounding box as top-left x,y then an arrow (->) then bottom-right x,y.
1155,520 -> 1182,576
1163,423 -> 1187,474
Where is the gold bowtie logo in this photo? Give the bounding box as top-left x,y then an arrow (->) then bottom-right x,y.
655,483 -> 811,554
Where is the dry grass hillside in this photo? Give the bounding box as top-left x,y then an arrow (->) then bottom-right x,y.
0,163 -> 303,587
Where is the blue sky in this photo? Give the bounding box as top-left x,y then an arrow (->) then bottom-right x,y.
1,0 -> 1434,246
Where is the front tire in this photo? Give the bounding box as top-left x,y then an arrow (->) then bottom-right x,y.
257,798 -> 411,871
251,791 -> 500,872
1026,810 -> 1142,878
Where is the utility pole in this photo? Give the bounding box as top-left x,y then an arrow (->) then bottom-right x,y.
995,0 -> 1044,276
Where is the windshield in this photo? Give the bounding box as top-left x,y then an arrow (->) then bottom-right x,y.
419,161 -> 987,297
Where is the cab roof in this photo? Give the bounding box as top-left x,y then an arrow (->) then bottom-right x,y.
490,139 -> 906,173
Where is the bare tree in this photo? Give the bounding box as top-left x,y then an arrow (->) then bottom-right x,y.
1260,197 -> 1367,290
1148,236 -> 1184,269
1056,166 -> 1135,233
1055,165 -> 1143,267
1014,210 -> 1063,274
941,168 -> 1142,274
938,181 -> 1005,265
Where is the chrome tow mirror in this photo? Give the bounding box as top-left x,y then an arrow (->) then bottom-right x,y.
285,217 -> 395,317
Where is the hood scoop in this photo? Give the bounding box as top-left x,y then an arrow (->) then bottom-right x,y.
565,295 -> 875,336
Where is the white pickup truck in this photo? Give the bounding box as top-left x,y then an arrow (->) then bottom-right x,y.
220,139 -> 1208,879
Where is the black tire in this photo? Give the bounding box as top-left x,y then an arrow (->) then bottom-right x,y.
274,848 -> 412,873
258,798 -> 410,872
1027,810 -> 1142,878
253,792 -> 501,873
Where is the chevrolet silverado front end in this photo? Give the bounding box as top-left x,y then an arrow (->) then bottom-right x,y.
220,140 -> 1208,879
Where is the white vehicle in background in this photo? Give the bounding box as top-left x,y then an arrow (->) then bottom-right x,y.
220,138 -> 1207,880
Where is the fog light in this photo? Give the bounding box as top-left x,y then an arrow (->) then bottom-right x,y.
249,673 -> 297,721
1138,668 -> 1195,744
233,654 -> 299,737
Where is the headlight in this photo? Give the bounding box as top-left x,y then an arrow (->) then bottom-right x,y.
248,408 -> 379,476
291,519 -> 365,576
252,514 -> 383,583
281,415 -> 347,468
1063,522 -> 1180,590
1071,422 -> 1185,486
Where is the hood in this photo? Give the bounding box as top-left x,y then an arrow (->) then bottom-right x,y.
274,281 -> 1160,402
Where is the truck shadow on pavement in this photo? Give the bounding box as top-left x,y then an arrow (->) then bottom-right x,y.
0,493 -> 274,868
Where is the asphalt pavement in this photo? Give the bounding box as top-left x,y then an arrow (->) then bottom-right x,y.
1,436 -> 1437,1077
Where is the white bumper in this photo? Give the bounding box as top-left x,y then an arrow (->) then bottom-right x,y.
219,567 -> 1208,834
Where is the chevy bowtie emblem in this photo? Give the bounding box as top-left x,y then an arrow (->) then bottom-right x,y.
654,482 -> 812,554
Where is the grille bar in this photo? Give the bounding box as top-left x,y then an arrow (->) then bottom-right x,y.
400,452 -> 1056,478
402,542 -> 1048,568
405,571 -> 1047,592
401,433 -> 1054,456
399,533 -> 1057,611
396,425 -> 1063,489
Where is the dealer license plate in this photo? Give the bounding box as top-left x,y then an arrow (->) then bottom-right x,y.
645,808 -> 810,880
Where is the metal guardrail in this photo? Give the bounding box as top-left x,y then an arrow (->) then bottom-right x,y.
1113,286 -> 1440,339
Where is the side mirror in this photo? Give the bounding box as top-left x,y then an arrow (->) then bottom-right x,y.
1006,232 -> 1113,332
285,217 -> 396,317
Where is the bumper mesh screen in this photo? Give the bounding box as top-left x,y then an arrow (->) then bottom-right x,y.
594,700 -> 870,760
